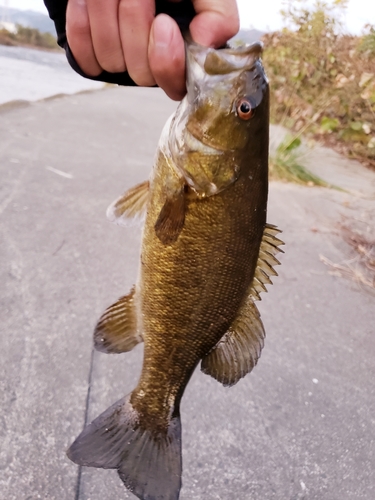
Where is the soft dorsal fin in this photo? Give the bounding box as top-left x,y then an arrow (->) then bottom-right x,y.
94,287 -> 143,354
201,295 -> 265,387
250,223 -> 284,301
200,223 -> 284,386
106,181 -> 149,227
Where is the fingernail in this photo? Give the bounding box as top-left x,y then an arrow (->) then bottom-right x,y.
151,14 -> 173,49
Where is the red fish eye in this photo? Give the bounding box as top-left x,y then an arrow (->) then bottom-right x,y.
237,99 -> 254,120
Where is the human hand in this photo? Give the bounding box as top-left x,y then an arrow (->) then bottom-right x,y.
66,0 -> 239,100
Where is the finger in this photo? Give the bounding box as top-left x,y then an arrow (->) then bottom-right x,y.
66,0 -> 102,76
190,0 -> 239,47
149,14 -> 186,101
118,0 -> 156,86
86,0 -> 126,73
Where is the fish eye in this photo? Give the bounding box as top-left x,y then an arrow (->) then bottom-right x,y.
236,98 -> 254,120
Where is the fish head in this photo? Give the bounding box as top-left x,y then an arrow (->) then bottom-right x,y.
167,41 -> 269,197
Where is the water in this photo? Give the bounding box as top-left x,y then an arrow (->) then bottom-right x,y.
0,45 -> 104,105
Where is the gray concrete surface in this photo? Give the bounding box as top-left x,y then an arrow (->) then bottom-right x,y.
0,87 -> 374,500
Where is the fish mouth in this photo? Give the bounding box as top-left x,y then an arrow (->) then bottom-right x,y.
168,96 -> 232,157
184,131 -> 228,155
186,38 -> 263,76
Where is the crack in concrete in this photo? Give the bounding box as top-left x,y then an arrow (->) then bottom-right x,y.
75,346 -> 95,500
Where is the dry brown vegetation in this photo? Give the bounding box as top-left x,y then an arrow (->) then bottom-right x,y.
320,210 -> 375,291
263,0 -> 375,170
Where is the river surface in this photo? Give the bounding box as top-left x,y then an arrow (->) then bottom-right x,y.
0,45 -> 104,105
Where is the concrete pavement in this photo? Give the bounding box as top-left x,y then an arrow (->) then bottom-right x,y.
0,87 -> 374,500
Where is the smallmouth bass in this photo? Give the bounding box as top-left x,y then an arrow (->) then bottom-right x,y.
67,40 -> 283,500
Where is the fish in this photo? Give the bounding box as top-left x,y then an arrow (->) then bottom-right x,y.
67,39 -> 283,500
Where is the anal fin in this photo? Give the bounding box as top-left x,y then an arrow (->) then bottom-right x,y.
94,287 -> 142,354
107,180 -> 149,227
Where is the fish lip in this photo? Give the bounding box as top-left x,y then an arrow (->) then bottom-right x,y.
186,36 -> 263,62
186,40 -> 263,77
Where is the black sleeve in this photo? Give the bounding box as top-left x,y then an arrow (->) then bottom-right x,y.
43,0 -> 195,86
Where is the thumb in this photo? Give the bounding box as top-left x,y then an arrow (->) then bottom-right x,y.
190,0 -> 240,47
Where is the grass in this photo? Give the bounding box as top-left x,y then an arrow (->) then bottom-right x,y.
269,135 -> 332,186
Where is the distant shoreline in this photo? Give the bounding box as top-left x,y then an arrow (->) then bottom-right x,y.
0,39 -> 62,53
0,27 -> 60,52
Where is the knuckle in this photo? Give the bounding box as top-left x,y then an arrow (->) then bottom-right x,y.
67,16 -> 91,38
118,0 -> 139,17
128,67 -> 155,86
217,14 -> 240,45
94,38 -> 127,73
132,74 -> 156,87
217,11 -> 240,40
229,13 -> 240,37
97,55 -> 126,74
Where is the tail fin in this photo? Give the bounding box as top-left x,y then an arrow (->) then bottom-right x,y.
67,395 -> 182,500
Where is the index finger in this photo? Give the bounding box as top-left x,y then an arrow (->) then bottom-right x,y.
190,0 -> 240,47
66,0 -> 102,76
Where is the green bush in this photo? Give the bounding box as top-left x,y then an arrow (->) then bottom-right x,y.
358,25 -> 375,55
263,0 -> 375,167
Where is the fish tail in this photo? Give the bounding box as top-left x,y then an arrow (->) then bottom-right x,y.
67,394 -> 182,500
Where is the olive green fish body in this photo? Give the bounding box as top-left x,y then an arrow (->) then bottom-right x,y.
133,146 -> 268,428
67,41 -> 283,500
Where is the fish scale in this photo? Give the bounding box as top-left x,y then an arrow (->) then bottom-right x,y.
133,148 -> 267,433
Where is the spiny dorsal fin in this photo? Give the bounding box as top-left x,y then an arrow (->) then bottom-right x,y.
250,223 -> 284,301
201,296 -> 265,387
94,287 -> 142,354
106,181 -> 149,227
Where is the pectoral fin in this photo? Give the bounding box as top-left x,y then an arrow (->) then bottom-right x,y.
201,296 -> 265,387
94,287 -> 142,354
107,181 -> 149,227
154,183 -> 186,245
